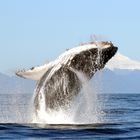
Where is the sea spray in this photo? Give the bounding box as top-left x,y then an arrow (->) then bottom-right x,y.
31,48 -> 105,124
31,70 -> 104,124
70,47 -> 105,123
31,88 -> 75,124
69,69 -> 104,124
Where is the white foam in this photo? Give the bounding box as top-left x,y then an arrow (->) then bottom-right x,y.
31,48 -> 105,124
31,70 -> 104,124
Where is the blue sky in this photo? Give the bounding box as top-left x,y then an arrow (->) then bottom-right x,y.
0,0 -> 140,74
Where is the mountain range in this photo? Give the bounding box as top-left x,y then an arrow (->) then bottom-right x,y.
0,52 -> 140,94
0,73 -> 35,94
102,53 -> 140,93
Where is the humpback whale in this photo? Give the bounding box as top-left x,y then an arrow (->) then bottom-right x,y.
16,41 -> 118,114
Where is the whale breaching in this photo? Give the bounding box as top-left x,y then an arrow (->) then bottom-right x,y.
16,41 -> 118,122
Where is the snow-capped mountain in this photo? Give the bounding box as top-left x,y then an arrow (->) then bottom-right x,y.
93,52 -> 140,93
105,52 -> 140,70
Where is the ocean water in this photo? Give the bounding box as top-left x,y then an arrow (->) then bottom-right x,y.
0,93 -> 140,139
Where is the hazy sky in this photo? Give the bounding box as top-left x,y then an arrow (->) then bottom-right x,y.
0,0 -> 140,74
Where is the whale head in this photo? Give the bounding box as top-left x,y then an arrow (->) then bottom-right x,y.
66,41 -> 118,78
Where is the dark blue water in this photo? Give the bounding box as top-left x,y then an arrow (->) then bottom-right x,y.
0,94 -> 140,139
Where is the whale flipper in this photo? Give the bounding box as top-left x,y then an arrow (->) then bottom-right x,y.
16,63 -> 53,80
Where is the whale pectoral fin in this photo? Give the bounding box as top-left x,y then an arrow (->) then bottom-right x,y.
16,64 -> 49,80
16,69 -> 40,80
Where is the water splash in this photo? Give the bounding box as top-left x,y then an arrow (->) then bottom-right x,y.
69,70 -> 104,124
31,48 -> 105,124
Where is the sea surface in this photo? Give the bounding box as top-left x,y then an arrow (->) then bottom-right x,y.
0,93 -> 140,139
